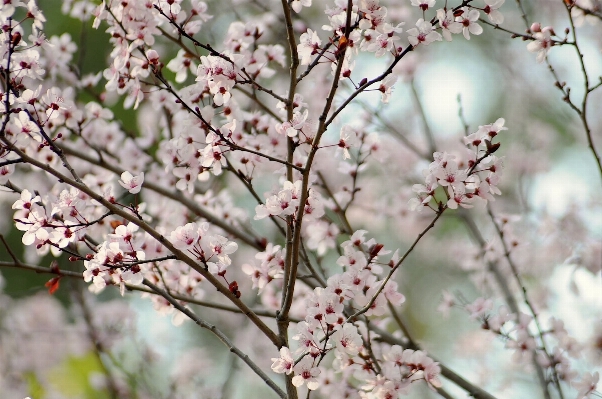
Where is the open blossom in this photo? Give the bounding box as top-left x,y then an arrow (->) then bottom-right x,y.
271,347 -> 294,374
447,184 -> 473,209
331,323 -> 363,355
292,357 -> 321,390
527,25 -> 554,63
407,19 -> 442,46
255,180 -> 304,219
201,143 -> 226,175
208,235 -> 238,265
433,157 -> 468,187
338,125 -> 361,159
166,49 -> 198,83
157,0 -> 182,15
170,223 -> 200,250
15,203 -> 51,246
464,118 -> 507,146
255,189 -> 295,219
483,0 -> 505,24
14,111 -> 40,139
456,8 -> 483,40
298,29 -> 321,65
378,74 -> 397,103
466,297 -> 493,319
506,330 -> 536,363
291,0 -> 311,13
366,32 -> 399,57
574,372 -> 599,399
410,0 -> 436,11
196,55 -> 238,106
437,8 -> 462,41
118,171 -> 144,194
275,109 -> 309,137
12,189 -> 41,210
242,261 -> 273,291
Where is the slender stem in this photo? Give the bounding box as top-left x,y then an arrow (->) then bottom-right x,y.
371,326 -> 500,399
410,79 -> 436,156
58,143 -> 264,250
325,45 -> 414,128
279,2 -> 302,397
565,5 -> 602,182
0,261 -> 303,324
487,206 -> 562,399
347,209 -> 444,321
0,139 -> 283,348
281,0 -> 354,322
73,288 -> 121,399
142,279 -> 287,399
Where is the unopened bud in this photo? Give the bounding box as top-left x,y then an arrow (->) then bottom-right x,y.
147,49 -> 160,65
11,32 -> 21,46
530,22 -> 541,33
369,243 -> 384,257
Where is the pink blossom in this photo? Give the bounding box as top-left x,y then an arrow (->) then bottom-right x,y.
12,189 -> 41,211
298,29 -> 321,65
437,8 -> 463,41
118,171 -> 144,194
456,8 -> 483,40
170,223 -> 199,250
332,323 -> 363,355
527,26 -> 554,63
483,0 -> 505,24
271,347 -> 294,374
574,372 -> 599,399
292,357 -> 321,390
407,19 -> 442,47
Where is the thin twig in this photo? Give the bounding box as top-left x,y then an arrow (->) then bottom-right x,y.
0,139 -> 283,348
142,278 -> 287,399
347,209 -> 445,321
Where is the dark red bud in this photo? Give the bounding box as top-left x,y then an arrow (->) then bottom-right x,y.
369,243 -> 384,257
12,32 -> 21,46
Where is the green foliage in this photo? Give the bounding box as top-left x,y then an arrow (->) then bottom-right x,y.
47,352 -> 110,399
24,371 -> 46,399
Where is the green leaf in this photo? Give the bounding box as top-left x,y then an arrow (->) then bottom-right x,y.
47,352 -> 110,399
24,371 -> 46,399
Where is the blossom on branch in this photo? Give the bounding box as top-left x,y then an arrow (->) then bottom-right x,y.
456,8 -> 483,40
407,19 -> 442,47
527,24 -> 555,63
118,171 -> 145,194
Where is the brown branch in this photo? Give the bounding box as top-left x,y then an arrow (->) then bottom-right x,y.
347,208 -> 445,321
142,278 -> 287,398
371,325 -> 499,399
0,138 -> 284,349
58,143 -> 265,250
0,261 -> 300,323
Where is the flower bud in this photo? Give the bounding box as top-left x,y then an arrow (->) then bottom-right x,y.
530,22 -> 541,33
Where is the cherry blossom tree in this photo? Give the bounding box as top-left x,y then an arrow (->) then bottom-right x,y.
1,0 -> 601,398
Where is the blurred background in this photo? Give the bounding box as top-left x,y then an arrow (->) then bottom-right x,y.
0,0 -> 600,398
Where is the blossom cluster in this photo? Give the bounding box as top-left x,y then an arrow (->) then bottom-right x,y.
13,188 -> 95,256
454,296 -> 599,397
1,0 -> 600,398
264,230 -> 441,395
410,118 -> 507,211
254,180 -> 325,221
